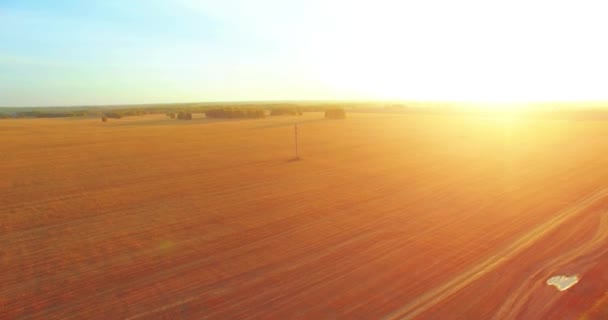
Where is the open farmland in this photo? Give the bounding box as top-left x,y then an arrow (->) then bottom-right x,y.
1,112 -> 608,319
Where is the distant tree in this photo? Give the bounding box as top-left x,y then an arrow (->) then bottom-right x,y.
177,112 -> 193,120
205,108 -> 265,119
167,112 -> 176,119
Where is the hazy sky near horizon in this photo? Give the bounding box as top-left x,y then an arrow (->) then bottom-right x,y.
2,0 -> 608,106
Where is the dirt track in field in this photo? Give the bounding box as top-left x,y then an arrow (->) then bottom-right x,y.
396,188 -> 608,319
388,189 -> 608,319
1,113 -> 608,319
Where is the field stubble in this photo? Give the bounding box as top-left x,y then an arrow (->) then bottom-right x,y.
1,113 -> 608,319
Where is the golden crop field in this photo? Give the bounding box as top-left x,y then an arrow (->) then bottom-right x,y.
1,112 -> 608,319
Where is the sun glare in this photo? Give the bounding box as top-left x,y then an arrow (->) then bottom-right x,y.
304,0 -> 608,107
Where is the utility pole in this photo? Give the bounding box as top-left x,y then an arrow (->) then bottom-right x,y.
294,123 -> 299,160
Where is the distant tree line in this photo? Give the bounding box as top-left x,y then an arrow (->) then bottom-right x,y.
270,107 -> 303,116
116,109 -> 145,117
103,112 -> 123,119
205,108 -> 265,119
177,112 -> 193,120
13,111 -> 80,118
6,109 -> 149,119
0,103 -> 354,120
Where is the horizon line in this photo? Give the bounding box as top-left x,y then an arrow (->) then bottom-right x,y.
3,99 -> 608,109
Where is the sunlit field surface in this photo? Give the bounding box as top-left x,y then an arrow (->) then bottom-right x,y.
2,112 -> 608,319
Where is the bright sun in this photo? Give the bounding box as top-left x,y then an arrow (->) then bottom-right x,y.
304,0 -> 608,106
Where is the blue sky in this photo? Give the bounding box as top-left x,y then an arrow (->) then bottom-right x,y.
2,0 -> 608,106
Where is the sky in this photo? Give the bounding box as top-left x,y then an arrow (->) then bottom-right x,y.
1,0 -> 608,106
